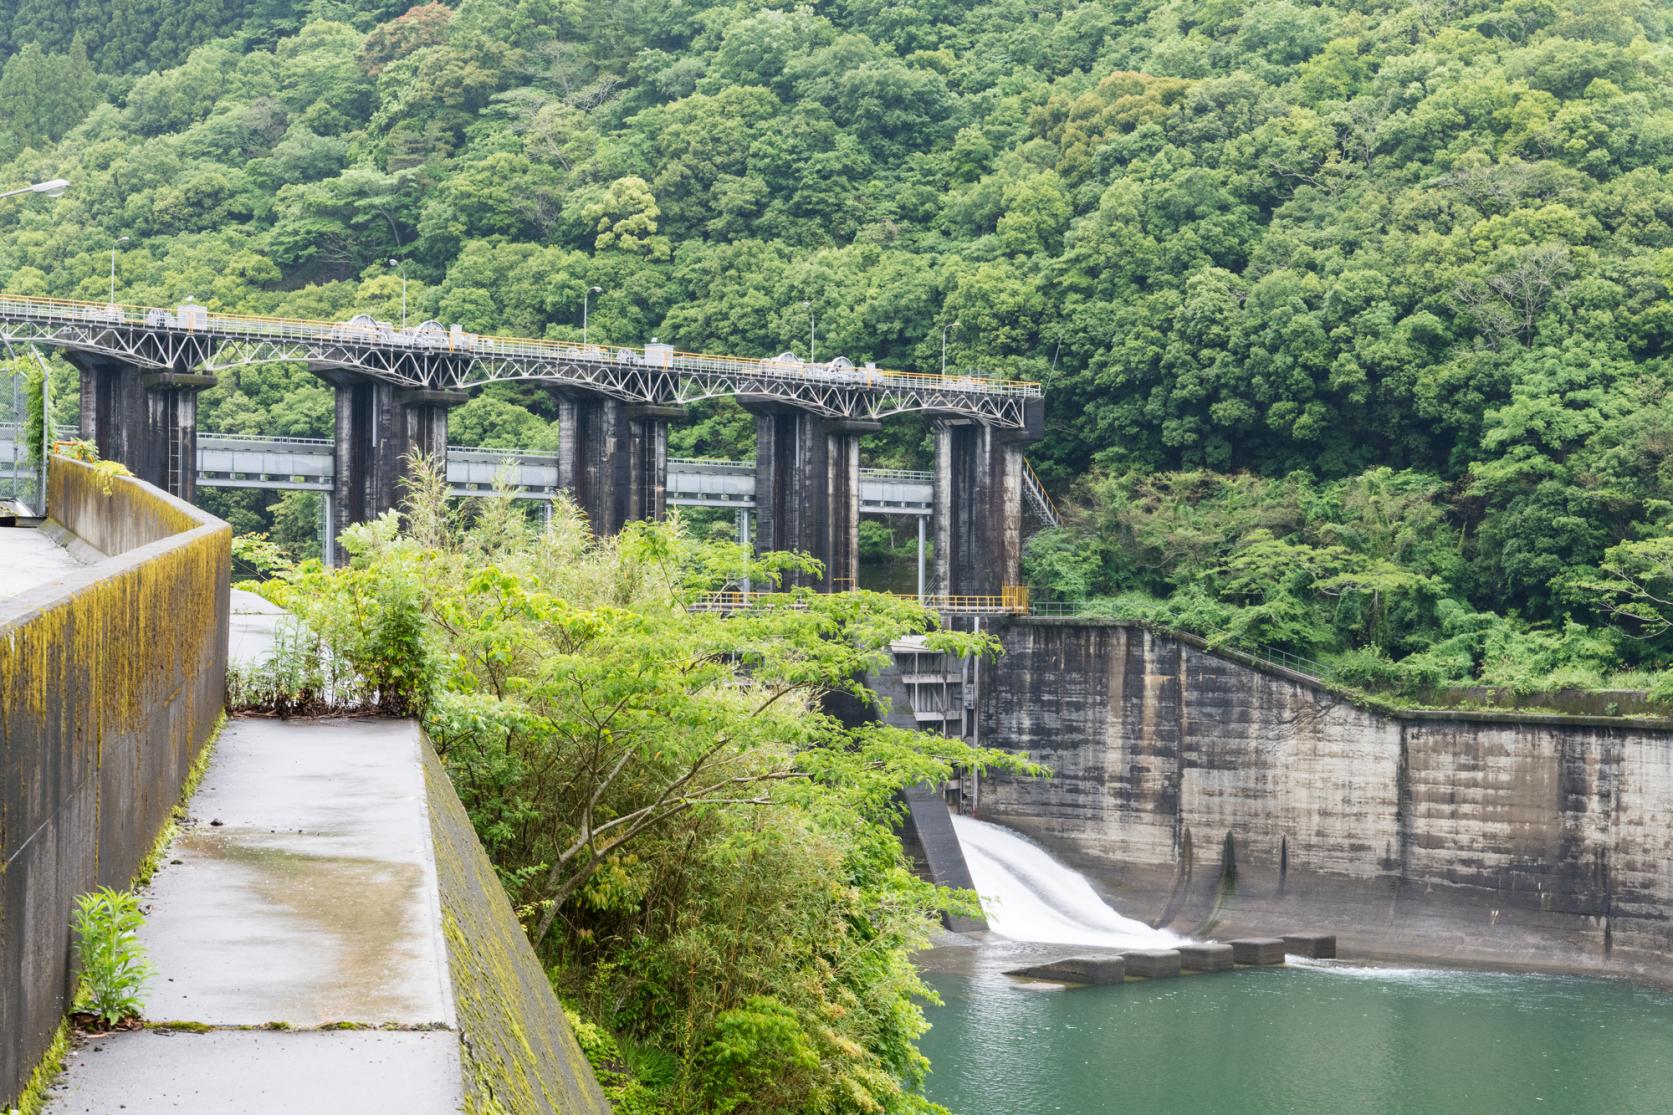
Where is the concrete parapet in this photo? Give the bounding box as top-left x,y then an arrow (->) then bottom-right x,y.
1230,939 -> 1287,966
1178,943 -> 1235,972
1006,955 -> 1126,986
1121,949 -> 1182,979
0,457 -> 229,1108
1283,934 -> 1336,959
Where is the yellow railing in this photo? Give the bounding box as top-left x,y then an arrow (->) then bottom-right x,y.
692,585 -> 1030,615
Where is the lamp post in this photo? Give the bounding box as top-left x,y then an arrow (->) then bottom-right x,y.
804,300 -> 815,365
0,178 -> 69,201
582,285 -> 602,345
387,258 -> 407,329
108,236 -> 129,307
941,319 -> 960,375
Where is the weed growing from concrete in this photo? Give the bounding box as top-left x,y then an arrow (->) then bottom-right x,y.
70,888 -> 152,1028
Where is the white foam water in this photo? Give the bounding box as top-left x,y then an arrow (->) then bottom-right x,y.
951,814 -> 1184,949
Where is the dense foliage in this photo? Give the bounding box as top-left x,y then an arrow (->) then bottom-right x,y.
0,0 -> 1670,687
245,470 -> 1034,1112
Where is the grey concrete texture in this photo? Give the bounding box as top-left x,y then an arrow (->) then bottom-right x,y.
1,460 -> 228,1108
138,717 -> 454,1028
0,522 -> 85,600
424,742 -> 612,1115
1230,939 -> 1288,966
1006,955 -> 1125,986
1178,943 -> 1235,972
44,1030 -> 463,1114
1121,949 -> 1182,979
228,587 -> 286,669
1283,933 -> 1337,959
975,619 -> 1673,987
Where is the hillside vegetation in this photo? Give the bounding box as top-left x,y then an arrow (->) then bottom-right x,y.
3,2 -> 1671,695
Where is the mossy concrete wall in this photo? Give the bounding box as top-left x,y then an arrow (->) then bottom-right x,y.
423,741 -> 612,1115
0,457 -> 229,1107
977,619 -> 1673,986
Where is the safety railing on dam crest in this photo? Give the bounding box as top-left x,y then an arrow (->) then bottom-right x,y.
0,456 -> 230,1108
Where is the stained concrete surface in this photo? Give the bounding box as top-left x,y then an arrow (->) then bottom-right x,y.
0,521 -> 85,600
45,1030 -> 463,1114
228,587 -> 285,668
138,717 -> 455,1027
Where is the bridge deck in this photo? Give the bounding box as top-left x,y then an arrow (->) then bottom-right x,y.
0,293 -> 1041,426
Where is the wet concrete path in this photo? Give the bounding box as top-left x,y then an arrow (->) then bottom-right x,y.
0,520 -> 86,602
45,591 -> 464,1114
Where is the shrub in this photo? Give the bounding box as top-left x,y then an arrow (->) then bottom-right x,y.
71,887 -> 152,1027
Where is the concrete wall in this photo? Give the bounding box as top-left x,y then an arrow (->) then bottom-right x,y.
976,619 -> 1673,985
0,457 -> 229,1106
423,742 -> 612,1115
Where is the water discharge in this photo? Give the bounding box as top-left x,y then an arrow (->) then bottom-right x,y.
951,814 -> 1183,949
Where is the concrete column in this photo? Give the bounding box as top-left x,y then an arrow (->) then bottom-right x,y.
750,406 -> 874,591
624,404 -> 683,524
328,375 -> 466,553
69,354 -> 213,501
557,391 -> 630,534
824,420 -> 877,591
932,420 -> 1034,598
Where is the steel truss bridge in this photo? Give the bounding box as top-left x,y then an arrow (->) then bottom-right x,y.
0,295 -> 1042,427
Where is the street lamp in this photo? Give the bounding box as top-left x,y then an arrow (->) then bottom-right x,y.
387,258 -> 407,329
582,285 -> 602,345
109,236 -> 129,306
0,178 -> 69,201
941,319 -> 960,375
803,300 -> 815,365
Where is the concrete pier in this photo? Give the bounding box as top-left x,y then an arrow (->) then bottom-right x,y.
1006,956 -> 1126,986
1178,943 -> 1235,972
72,354 -> 215,501
1283,934 -> 1337,959
932,418 -> 1038,596
326,375 -> 466,551
555,392 -> 680,534
1230,938 -> 1288,966
1121,949 -> 1183,979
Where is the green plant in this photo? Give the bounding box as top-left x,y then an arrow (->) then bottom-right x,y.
70,887 -> 152,1028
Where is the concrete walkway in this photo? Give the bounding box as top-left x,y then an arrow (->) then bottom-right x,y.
0,521 -> 85,602
45,594 -> 465,1113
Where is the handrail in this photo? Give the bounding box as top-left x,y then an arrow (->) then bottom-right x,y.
693,585 -> 1029,615
1022,457 -> 1059,526
0,292 -> 1042,399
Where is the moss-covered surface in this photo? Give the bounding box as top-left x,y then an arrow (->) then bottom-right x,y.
422,742 -> 612,1115
0,457 -> 230,1108
6,1021 -> 67,1115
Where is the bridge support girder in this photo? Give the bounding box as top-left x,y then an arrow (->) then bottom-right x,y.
555,391 -> 681,534
70,354 -> 214,502
749,403 -> 877,591
933,420 -> 1037,598
326,374 -> 466,561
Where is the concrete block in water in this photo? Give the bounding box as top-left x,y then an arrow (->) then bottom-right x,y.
1230,938 -> 1287,966
1006,955 -> 1126,986
1121,949 -> 1182,979
1178,943 -> 1235,972
1282,933 -> 1336,959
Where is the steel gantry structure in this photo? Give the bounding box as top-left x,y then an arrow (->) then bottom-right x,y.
0,294 -> 1047,594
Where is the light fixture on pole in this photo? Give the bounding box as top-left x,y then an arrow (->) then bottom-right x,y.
804,300 -> 815,365
109,236 -> 129,307
941,319 -> 960,375
582,285 -> 602,345
387,258 -> 407,329
0,178 -> 69,201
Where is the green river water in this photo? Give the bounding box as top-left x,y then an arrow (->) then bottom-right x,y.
917,958 -> 1673,1115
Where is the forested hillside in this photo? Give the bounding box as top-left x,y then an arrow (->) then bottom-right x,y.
2,0 -> 1671,691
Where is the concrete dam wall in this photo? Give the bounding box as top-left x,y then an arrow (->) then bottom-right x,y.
975,619 -> 1673,986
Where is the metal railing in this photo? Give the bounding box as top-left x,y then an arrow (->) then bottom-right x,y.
692,584 -> 1030,616
1022,457 -> 1059,527
0,293 -> 1042,401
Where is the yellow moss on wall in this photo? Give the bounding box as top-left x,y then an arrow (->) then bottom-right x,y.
1,456 -> 230,1110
